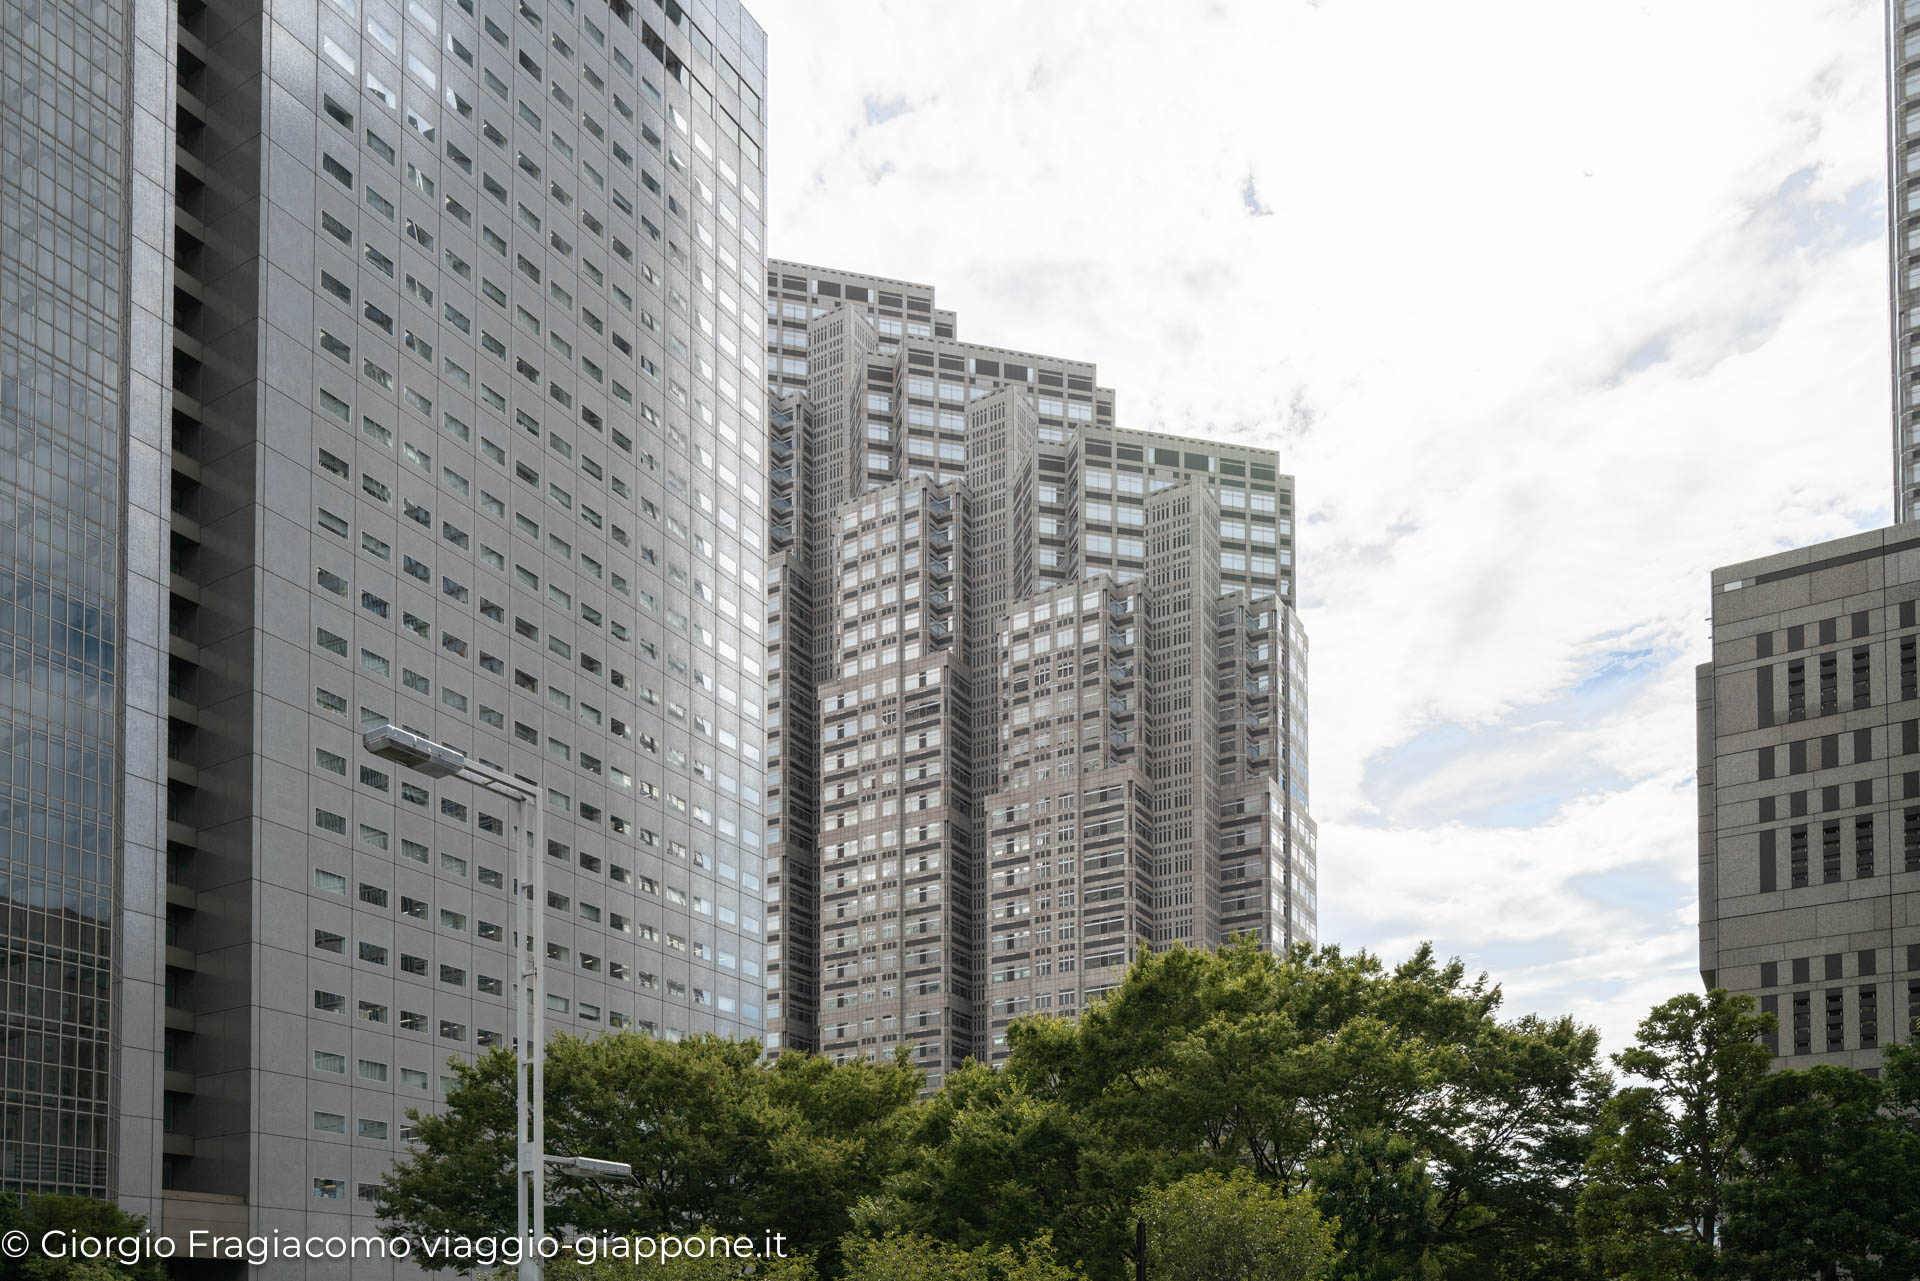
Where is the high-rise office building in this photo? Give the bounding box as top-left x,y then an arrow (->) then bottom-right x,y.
760,263 -> 1315,1080
1891,0 -> 1920,520
2,0 -> 769,1263
1695,0 -> 1920,1069
1,0 -> 170,1219
1696,531 -> 1920,1067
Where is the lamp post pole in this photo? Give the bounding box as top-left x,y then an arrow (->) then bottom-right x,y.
361,725 -> 547,1279
516,780 -> 546,1281
363,727 -> 635,1278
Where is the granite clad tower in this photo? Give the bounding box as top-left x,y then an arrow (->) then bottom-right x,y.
1698,536 -> 1920,1068
760,263 -> 1315,1080
1692,1 -> 1920,1072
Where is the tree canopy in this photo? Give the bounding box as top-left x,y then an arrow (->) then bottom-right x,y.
1576,989 -> 1776,1281
867,940 -> 1608,1281
1136,1169 -> 1335,1281
0,1196 -> 169,1281
374,941 -> 1920,1280
378,1030 -> 920,1270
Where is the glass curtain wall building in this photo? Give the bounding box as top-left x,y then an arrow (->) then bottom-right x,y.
0,0 -> 156,1211
3,0 -> 768,1267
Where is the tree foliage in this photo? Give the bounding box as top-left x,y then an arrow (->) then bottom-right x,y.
1136,1169 -> 1335,1281
867,940 -> 1607,1280
847,1061 -> 1107,1260
839,1232 -> 1088,1281
370,942 -> 1920,1281
518,1242 -> 819,1281
1721,1061 -> 1920,1281
0,1196 -> 168,1281
1574,989 -> 1775,1281
378,1031 -> 920,1270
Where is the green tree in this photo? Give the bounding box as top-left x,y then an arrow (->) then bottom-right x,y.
1886,1036 -> 1920,1110
1575,989 -> 1774,1281
1721,1064 -> 1920,1281
513,1240 -> 819,1280
378,1031 -> 921,1270
1304,1131 -> 1443,1281
0,1195 -> 168,1281
848,1061 -> 1122,1266
1136,1169 -> 1335,1281
839,1232 -> 1087,1281
1035,942 -> 1604,1281
869,941 -> 1606,1281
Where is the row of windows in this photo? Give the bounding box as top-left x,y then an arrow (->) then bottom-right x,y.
310,373 -> 763,655
306,783 -> 759,918
1762,985 -> 1883,1056
1755,816 -> 1902,891
301,10 -> 771,667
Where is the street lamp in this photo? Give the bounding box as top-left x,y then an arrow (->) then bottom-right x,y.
546,1154 -> 634,1181
364,724 -> 548,1280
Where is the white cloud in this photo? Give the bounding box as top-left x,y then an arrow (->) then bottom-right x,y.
751,0 -> 1891,1054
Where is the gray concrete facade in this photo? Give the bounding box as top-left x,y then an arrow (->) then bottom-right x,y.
1699,527 -> 1920,1069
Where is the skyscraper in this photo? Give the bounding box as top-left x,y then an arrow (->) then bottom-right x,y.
2,0 -> 770,1262
1691,2 -> 1920,1070
1696,532 -> 1920,1067
1891,0 -> 1920,520
760,263 -> 1314,1080
1,0 -> 167,1216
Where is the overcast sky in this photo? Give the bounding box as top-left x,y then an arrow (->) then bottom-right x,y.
748,0 -> 1891,1054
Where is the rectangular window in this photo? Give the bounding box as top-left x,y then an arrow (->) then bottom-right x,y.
1788,991 -> 1811,1055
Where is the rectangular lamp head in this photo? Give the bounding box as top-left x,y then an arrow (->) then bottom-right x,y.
547,1155 -> 634,1181
362,724 -> 467,779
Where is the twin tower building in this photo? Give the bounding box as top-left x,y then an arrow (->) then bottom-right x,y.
0,0 -> 1314,1265
757,265 -> 1314,1077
